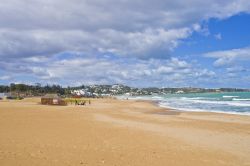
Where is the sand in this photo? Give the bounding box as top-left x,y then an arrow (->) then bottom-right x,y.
0,98 -> 250,166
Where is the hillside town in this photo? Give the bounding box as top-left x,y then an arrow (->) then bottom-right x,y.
0,83 -> 249,99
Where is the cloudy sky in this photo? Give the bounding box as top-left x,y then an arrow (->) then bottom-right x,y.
0,0 -> 250,88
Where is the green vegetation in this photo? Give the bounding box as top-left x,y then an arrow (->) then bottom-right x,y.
0,83 -> 67,96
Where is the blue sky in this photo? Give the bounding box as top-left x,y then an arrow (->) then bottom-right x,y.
0,0 -> 250,88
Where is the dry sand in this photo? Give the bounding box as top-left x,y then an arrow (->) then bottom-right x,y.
0,98 -> 250,166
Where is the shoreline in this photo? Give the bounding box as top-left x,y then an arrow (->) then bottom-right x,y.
124,97 -> 250,116
159,103 -> 250,116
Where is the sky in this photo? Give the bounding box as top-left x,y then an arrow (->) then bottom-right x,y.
0,0 -> 250,88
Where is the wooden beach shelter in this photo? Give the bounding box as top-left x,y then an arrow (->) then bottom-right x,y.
41,94 -> 67,106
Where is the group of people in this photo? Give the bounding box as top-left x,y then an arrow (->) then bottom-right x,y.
74,99 -> 91,106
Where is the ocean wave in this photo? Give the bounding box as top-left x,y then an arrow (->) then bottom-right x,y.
158,102 -> 250,116
176,98 -> 250,107
151,96 -> 163,100
180,97 -> 217,101
232,98 -> 250,101
125,93 -> 250,116
223,95 -> 239,98
180,97 -> 206,100
227,102 -> 250,107
132,95 -> 250,107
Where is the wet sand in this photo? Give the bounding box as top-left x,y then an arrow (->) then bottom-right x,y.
0,98 -> 250,166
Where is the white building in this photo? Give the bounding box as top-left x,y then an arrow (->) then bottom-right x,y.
0,93 -> 11,99
175,90 -> 184,94
71,89 -> 93,97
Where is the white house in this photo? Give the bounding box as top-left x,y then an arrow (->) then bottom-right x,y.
0,93 -> 11,99
175,90 -> 184,94
71,89 -> 93,97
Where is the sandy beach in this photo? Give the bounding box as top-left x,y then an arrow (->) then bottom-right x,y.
0,98 -> 250,166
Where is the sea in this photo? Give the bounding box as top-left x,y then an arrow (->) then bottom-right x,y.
121,92 -> 250,116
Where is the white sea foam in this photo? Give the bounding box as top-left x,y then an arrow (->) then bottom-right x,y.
233,98 -> 250,101
125,93 -> 250,116
178,98 -> 250,107
223,95 -> 239,98
151,96 -> 163,100
180,96 -> 212,99
187,97 -> 209,100
159,101 -> 250,116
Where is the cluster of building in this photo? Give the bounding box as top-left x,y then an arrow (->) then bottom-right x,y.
1,84 -> 249,101
70,84 -> 132,97
69,84 -> 250,97
71,89 -> 95,97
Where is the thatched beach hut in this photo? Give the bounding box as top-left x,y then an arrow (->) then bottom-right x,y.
41,94 -> 67,106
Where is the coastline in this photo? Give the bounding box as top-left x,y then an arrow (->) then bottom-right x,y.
133,99 -> 181,115
0,98 -> 250,166
132,98 -> 250,119
158,101 -> 250,116
125,96 -> 250,116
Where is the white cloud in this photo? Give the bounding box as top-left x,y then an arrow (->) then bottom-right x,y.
0,0 -> 250,60
0,55 -> 216,87
0,0 -> 250,87
204,47 -> 250,67
226,66 -> 247,73
0,75 -> 11,80
214,33 -> 222,40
